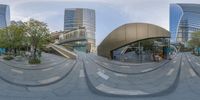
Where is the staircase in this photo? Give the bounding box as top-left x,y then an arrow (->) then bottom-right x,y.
49,44 -> 77,59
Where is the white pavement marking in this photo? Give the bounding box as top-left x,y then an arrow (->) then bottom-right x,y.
173,61 -> 176,63
166,68 -> 175,76
97,71 -> 109,80
11,69 -> 23,74
79,69 -> 85,77
141,68 -> 153,72
96,84 -> 149,95
189,68 -> 196,77
38,76 -> 60,84
42,67 -> 54,71
120,66 -> 130,68
196,62 -> 200,66
103,62 -> 109,66
114,73 -> 127,77
97,68 -> 105,73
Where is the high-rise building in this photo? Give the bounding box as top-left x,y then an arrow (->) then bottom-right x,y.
170,4 -> 200,44
64,8 -> 96,52
0,4 -> 10,28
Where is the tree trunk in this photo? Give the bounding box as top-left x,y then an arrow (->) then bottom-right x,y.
14,48 -> 17,56
33,47 -> 37,59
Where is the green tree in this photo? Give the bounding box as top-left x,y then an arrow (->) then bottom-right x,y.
188,31 -> 200,48
0,28 -> 8,48
25,19 -> 50,63
8,24 -> 27,56
0,24 -> 27,55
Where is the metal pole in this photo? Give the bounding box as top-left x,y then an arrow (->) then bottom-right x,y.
139,41 -> 142,63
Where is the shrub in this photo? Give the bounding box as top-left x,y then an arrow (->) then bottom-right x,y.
29,58 -> 41,64
3,56 -> 14,60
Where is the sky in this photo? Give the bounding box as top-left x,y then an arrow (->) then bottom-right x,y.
0,0 -> 200,45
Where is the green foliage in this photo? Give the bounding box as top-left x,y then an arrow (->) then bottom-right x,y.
188,31 -> 200,48
25,19 -> 50,60
3,55 -> 14,60
0,18 -> 51,64
0,28 -> 9,48
28,58 -> 41,64
0,23 -> 26,56
140,39 -> 154,50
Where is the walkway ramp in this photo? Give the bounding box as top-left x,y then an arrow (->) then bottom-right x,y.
49,44 -> 77,59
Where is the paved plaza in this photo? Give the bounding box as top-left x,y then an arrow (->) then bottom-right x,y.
0,52 -> 199,100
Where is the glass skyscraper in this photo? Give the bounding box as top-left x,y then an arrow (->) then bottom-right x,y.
0,4 -> 10,28
170,4 -> 200,44
64,8 -> 96,52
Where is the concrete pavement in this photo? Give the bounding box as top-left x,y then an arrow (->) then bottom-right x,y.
0,53 -> 76,86
88,53 -> 171,74
0,52 -> 199,99
83,53 -> 181,96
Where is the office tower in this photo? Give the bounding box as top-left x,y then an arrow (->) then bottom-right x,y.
170,4 -> 200,44
0,4 -> 10,28
64,8 -> 96,52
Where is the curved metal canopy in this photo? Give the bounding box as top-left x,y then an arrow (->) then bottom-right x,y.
97,23 -> 170,59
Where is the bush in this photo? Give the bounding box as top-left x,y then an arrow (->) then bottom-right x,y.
29,58 -> 41,64
3,56 -> 14,60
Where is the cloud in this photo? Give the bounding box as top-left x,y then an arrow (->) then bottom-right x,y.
12,11 -> 60,22
1,0 -> 200,45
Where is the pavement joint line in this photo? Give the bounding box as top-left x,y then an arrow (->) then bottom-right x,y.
182,62 -> 184,66
141,68 -> 153,73
86,61 -> 89,64
38,76 -> 61,84
26,64 -> 37,67
42,67 -> 54,71
97,71 -> 109,80
79,69 -> 85,77
95,60 -> 100,63
166,68 -> 175,76
96,84 -> 149,95
189,68 -> 196,77
97,68 -> 101,71
119,66 -> 130,68
65,62 -> 69,66
11,69 -> 24,74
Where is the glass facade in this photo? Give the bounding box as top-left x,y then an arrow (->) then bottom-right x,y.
170,4 -> 200,44
0,4 -> 10,28
112,38 -> 169,63
59,28 -> 91,52
64,8 -> 96,52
